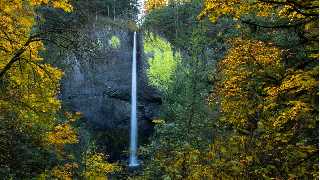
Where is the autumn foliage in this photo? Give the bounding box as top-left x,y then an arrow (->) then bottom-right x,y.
144,0 -> 168,12
0,0 -> 118,178
137,0 -> 318,179
202,0 -> 318,178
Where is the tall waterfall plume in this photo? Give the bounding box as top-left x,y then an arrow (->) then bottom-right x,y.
129,32 -> 139,167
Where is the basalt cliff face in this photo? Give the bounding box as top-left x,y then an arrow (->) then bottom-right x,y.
57,19 -> 161,160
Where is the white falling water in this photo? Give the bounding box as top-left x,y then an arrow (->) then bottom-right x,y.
129,31 -> 139,167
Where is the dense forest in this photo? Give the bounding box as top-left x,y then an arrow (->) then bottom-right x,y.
0,0 -> 318,179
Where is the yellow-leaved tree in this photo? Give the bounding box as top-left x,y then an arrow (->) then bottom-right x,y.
199,0 -> 318,179
0,0 -> 118,178
144,0 -> 192,12
0,0 -> 74,178
144,0 -> 168,12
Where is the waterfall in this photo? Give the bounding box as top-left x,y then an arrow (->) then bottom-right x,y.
129,31 -> 139,167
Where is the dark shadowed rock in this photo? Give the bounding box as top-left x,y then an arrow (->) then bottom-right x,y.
58,18 -> 161,160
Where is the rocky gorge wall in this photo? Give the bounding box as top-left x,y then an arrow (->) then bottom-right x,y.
57,18 -> 161,160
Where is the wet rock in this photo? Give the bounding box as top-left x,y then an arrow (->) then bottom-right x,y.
59,18 -> 161,147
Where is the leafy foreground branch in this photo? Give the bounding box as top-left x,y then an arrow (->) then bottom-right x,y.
0,0 -> 119,178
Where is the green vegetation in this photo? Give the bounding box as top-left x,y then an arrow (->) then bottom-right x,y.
144,33 -> 180,90
110,36 -> 121,49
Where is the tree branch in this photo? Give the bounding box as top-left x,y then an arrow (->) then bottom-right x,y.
0,36 -> 42,79
240,17 -> 313,29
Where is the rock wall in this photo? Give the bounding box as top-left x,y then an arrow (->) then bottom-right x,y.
59,19 -> 161,160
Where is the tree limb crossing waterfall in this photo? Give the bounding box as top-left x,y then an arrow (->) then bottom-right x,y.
129,31 -> 139,167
